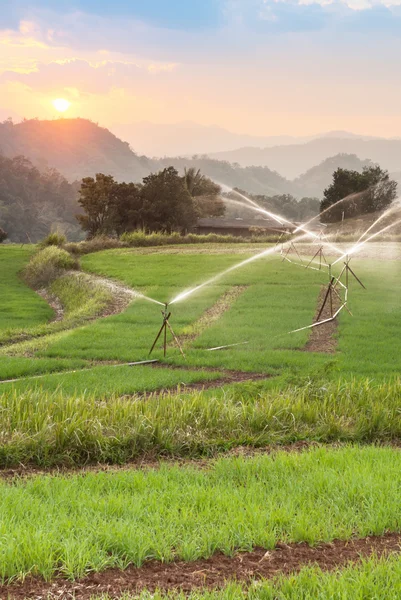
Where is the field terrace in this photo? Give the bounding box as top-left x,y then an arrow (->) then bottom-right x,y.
0,241 -> 400,598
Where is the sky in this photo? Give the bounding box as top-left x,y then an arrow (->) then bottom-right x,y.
1,0 -> 401,138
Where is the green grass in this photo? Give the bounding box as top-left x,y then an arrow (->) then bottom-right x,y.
0,356 -> 87,381
0,271 -> 114,348
0,364 -> 222,398
33,247 -> 400,381
103,555 -> 401,599
0,446 -> 400,580
0,246 -> 53,335
37,250 -> 323,371
0,378 -> 401,468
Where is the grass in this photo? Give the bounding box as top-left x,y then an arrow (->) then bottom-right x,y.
0,356 -> 87,381
100,555 -> 401,599
28,246 -> 400,384
0,364 -> 222,398
0,378 -> 401,468
36,250 -> 323,370
0,246 -> 53,335
0,272 -> 113,348
0,446 -> 401,580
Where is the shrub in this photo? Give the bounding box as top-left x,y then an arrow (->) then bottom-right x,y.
65,235 -> 123,256
38,232 -> 67,248
0,228 -> 7,243
23,246 -> 78,289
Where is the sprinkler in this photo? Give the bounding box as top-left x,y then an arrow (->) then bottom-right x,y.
149,303 -> 186,359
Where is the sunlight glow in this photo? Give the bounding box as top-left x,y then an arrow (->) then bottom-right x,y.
52,98 -> 70,113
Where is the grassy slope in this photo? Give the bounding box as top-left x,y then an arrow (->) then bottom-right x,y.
0,246 -> 53,334
0,379 -> 400,467
0,446 -> 401,580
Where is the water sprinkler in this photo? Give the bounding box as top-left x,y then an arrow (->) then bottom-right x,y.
149,303 -> 186,359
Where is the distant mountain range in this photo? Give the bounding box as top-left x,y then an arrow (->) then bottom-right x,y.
111,120 -> 382,160
209,137 -> 401,180
0,118 -> 399,200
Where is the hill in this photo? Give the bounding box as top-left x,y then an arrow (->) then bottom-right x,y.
294,154 -> 374,198
0,118 -> 153,183
160,156 -> 295,197
0,119 -> 396,209
209,136 -> 401,179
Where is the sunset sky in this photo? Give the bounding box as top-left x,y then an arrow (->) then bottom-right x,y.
1,0 -> 401,137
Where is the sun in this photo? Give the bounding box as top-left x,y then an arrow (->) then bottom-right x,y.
52,98 -> 70,113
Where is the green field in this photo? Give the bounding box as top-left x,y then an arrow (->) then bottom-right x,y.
0,242 -> 400,597
0,446 -> 400,580
0,246 -> 53,334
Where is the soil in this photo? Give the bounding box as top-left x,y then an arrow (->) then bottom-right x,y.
303,285 -> 341,353
36,289 -> 64,322
144,365 -> 270,396
2,532 -> 401,599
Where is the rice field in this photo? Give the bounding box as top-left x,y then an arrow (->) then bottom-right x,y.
0,242 -> 401,598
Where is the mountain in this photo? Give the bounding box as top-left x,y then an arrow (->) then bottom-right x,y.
161,156 -> 294,197
0,117 -> 294,196
111,121 -> 314,157
0,118 -> 397,202
294,154 -> 374,198
0,118 -> 153,183
111,121 -> 376,159
209,136 -> 401,179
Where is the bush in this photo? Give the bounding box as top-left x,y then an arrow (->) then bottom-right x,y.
65,235 -> 123,256
120,230 -> 292,247
38,232 -> 67,248
0,228 -> 8,243
23,246 -> 78,289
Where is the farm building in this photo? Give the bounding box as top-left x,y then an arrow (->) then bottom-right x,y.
193,217 -> 294,237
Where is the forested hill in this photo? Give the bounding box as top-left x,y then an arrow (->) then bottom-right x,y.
0,155 -> 81,243
0,118 -> 296,197
0,118 -> 153,183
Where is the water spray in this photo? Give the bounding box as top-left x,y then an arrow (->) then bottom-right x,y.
149,303 -> 186,359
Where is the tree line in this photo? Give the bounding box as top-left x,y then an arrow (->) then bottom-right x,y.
0,154 -> 397,244
77,167 -> 225,238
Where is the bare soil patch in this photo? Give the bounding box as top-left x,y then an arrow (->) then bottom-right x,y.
36,289 -> 64,322
3,532 -> 401,598
303,285 -> 341,354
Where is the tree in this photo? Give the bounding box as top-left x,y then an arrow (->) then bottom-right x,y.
140,167 -> 197,232
113,182 -> 143,235
0,227 -> 7,243
77,174 -> 118,237
183,168 -> 225,218
298,197 -> 320,221
321,166 -> 397,223
0,155 -> 80,243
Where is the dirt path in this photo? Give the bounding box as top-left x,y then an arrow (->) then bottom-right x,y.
303,285 -> 341,353
2,532 -> 401,598
177,285 -> 248,345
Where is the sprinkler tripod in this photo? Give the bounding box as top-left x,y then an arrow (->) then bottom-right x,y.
289,256 -> 366,335
314,256 -> 366,324
149,304 -> 186,359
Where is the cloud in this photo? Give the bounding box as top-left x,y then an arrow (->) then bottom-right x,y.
0,58 -> 178,96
